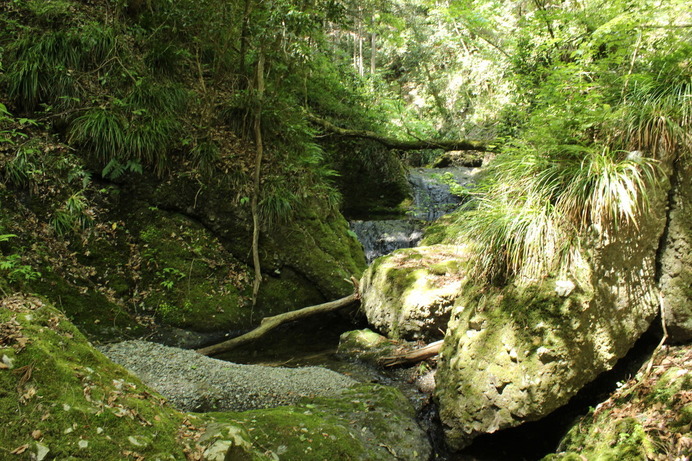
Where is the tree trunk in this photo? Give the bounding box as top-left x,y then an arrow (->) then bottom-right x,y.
239,0 -> 253,77
196,293 -> 360,356
370,17 -> 376,74
250,53 -> 265,307
306,114 -> 495,152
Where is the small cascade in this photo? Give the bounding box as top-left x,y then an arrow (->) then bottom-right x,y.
350,220 -> 424,264
350,165 -> 482,263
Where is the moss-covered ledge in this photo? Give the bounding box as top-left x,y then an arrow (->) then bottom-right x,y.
0,294 -> 194,459
545,345 -> 692,460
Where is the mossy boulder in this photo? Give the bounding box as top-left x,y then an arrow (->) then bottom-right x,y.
360,245 -> 468,340
208,383 -> 432,460
436,208 -> 666,450
0,294 -> 191,459
260,208 -> 367,302
337,328 -> 397,365
545,345 -> 692,460
148,175 -> 367,313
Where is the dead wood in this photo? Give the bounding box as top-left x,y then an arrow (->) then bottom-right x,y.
380,340 -> 443,367
196,293 -> 359,356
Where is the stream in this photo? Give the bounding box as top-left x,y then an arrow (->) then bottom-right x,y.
218,165 -> 486,458
351,166 -> 481,263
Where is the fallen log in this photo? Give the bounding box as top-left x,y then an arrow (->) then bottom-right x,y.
306,114 -> 496,152
380,340 -> 443,367
196,293 -> 359,356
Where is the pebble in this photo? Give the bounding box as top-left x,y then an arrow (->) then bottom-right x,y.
99,340 -> 357,412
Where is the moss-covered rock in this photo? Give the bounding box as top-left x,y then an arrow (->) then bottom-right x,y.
206,383 -> 432,460
337,328 -> 397,365
149,174 -> 367,313
360,245 -> 468,340
261,208 -> 367,302
545,345 -> 692,460
435,207 -> 666,450
0,294 -> 192,459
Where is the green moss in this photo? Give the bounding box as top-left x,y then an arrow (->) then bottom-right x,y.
552,416 -> 651,461
203,384 -> 429,461
28,267 -> 144,341
337,329 -> 396,364
135,209 -> 254,331
0,295 -> 190,459
421,214 -> 461,245
207,406 -> 365,460
259,210 -> 367,309
548,352 -> 692,460
256,268 -> 326,317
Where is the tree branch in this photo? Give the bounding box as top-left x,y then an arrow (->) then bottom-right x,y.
306,114 -> 495,152
196,293 -> 360,356
380,340 -> 443,367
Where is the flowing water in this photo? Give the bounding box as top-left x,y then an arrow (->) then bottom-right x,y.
350,165 -> 482,263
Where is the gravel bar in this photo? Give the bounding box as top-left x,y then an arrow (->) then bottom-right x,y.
99,340 -> 357,412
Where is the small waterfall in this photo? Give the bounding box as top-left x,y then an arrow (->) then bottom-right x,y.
350,220 -> 424,264
351,165 -> 482,263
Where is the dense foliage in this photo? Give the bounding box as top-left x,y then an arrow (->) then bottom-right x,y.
421,0 -> 691,283
1,0 -> 690,281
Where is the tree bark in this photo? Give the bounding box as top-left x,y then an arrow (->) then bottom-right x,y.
306,114 -> 495,152
380,340 -> 443,367
196,293 -> 360,356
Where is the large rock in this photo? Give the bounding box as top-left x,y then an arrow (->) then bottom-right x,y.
148,174 -> 367,311
435,195 -> 668,450
360,245 -> 468,340
208,384 -> 433,461
659,163 -> 692,343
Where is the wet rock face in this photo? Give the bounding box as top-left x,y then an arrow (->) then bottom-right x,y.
659,163 -> 692,343
435,184 -> 670,451
349,166 -> 482,264
350,220 -> 424,264
408,166 -> 481,221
